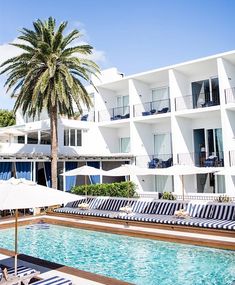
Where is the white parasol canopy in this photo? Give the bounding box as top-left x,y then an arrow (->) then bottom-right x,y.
61,165 -> 107,199
61,165 -> 107,176
0,177 -> 80,274
147,164 -> 219,200
0,128 -> 25,136
0,177 -> 80,210
105,164 -> 151,176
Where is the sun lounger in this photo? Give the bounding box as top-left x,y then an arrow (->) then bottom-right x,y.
0,265 -> 40,285
30,276 -> 72,285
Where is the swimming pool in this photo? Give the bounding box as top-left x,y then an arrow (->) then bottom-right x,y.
0,223 -> 234,285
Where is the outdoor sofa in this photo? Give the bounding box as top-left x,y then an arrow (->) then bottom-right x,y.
55,197 -> 235,231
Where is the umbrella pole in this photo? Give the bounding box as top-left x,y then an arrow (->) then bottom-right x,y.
85,175 -> 87,203
14,209 -> 18,275
182,175 -> 184,201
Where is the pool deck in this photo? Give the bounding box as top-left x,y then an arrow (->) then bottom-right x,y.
0,214 -> 234,285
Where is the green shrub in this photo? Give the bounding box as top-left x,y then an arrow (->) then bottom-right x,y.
71,181 -> 138,198
161,191 -> 176,200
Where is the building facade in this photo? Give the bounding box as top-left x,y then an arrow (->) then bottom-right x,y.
0,50 -> 235,198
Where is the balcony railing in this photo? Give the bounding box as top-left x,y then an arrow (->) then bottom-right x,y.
175,92 -> 220,111
177,151 -> 224,167
225,87 -> 235,104
98,106 -> 130,122
52,110 -> 95,122
133,99 -> 170,117
135,154 -> 173,169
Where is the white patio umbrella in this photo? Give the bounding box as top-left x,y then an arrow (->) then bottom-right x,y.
105,164 -> 151,198
148,164 -> 218,200
214,166 -> 235,176
105,164 -> 151,176
0,177 -> 81,275
61,165 -> 107,198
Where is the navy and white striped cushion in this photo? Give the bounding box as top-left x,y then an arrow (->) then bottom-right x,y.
187,203 -> 206,217
142,201 -> 159,214
31,276 -> 72,285
7,265 -> 37,277
132,201 -> 147,213
195,204 -> 214,219
155,202 -> 173,215
212,204 -> 235,221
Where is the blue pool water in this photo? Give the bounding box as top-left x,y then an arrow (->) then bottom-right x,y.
0,223 -> 234,285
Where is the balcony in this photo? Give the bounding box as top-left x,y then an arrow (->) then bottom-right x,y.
133,99 -> 170,117
225,87 -> 235,104
98,106 -> 130,122
175,92 -> 220,112
61,110 -> 95,122
177,151 -> 224,167
135,154 -> 173,169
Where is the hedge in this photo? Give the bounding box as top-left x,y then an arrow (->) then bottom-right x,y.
71,181 -> 137,198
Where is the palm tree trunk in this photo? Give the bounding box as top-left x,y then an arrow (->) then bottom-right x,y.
50,105 -> 58,189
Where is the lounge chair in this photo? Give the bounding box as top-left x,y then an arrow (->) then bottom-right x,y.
30,276 -> 72,285
148,158 -> 160,168
0,265 -> 39,285
81,114 -> 88,121
204,155 -> 218,167
142,111 -> 151,116
157,107 -> 169,114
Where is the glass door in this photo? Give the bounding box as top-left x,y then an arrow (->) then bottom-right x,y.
152,87 -> 169,111
119,137 -> 130,153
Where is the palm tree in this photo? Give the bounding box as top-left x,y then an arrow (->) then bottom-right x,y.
0,17 -> 100,189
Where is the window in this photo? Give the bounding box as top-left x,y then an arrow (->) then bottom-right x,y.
154,133 -> 172,160
77,130 -> 82,146
40,130 -> 51,145
152,87 -> 169,101
206,128 -> 223,161
14,136 -> 25,144
119,137 -> 130,153
27,132 -> 38,144
192,77 -> 220,108
64,129 -> 69,146
116,95 -> 129,116
64,128 -> 82,146
152,87 -> 169,111
70,129 -> 75,146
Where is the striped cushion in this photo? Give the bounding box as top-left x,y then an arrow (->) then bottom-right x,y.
132,200 -> 148,213
211,204 -> 235,221
31,276 -> 72,285
195,204 -> 214,219
7,265 -> 37,277
186,203 -> 207,218
155,202 -> 175,215
141,201 -> 159,214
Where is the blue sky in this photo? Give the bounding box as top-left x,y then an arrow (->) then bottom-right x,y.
0,0 -> 235,109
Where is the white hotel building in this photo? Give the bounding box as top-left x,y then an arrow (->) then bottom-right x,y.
0,50 -> 235,198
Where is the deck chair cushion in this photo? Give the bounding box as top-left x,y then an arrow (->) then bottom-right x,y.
31,276 -> 72,285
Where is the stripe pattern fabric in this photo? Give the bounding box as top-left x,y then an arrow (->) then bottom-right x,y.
55,197 -> 235,230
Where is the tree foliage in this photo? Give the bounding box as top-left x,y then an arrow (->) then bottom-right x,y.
0,109 -> 16,127
0,17 -> 100,189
